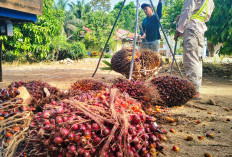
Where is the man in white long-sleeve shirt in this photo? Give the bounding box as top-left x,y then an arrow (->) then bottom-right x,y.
174,0 -> 215,100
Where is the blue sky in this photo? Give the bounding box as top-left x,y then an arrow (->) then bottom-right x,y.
56,0 -> 159,10
83,0 -> 158,9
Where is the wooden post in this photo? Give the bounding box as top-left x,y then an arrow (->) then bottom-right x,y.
0,40 -> 2,82
129,0 -> 139,80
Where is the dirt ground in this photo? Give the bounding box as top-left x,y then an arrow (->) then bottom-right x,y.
1,59 -> 232,157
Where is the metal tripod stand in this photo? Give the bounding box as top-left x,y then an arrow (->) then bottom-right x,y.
92,0 -> 183,79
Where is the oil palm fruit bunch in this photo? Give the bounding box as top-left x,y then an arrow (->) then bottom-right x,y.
70,79 -> 108,92
0,87 -> 20,103
112,79 -> 149,100
110,48 -> 162,79
112,79 -> 165,109
9,81 -> 61,110
140,49 -> 161,70
69,79 -> 108,98
150,75 -> 196,106
111,48 -> 141,79
140,49 -> 162,79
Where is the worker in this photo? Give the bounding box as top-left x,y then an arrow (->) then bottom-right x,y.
174,0 -> 215,100
140,0 -> 162,52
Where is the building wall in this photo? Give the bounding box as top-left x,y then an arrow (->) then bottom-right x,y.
114,41 -> 133,53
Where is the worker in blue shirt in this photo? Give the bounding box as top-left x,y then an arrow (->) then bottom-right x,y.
140,0 -> 162,52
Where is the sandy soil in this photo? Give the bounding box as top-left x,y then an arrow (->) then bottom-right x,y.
1,59 -> 232,157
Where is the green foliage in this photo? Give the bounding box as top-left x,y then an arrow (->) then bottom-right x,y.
162,0 -> 232,55
2,0 -> 65,62
68,0 -> 91,19
51,35 -> 67,50
138,10 -> 146,30
58,42 -> 87,60
70,42 -> 87,59
64,18 -> 84,38
104,53 -> 112,58
100,60 -> 112,71
64,0 -> 91,38
55,0 -> 69,10
205,0 -> 232,55
49,35 -> 67,60
162,0 -> 184,35
80,10 -> 116,50
102,60 -> 112,67
100,67 -> 112,70
90,0 -> 110,11
109,2 -> 138,33
65,1 -> 118,52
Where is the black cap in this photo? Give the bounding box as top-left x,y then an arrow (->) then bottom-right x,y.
141,3 -> 152,9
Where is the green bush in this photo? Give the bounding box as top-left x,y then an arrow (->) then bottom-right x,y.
104,53 -> 112,58
3,50 -> 36,63
58,42 -> 87,60
3,51 -> 18,62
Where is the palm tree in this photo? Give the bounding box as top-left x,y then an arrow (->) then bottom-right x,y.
55,0 -> 69,10
55,0 -> 92,38
68,0 -> 91,19
64,18 -> 83,38
62,0 -> 92,38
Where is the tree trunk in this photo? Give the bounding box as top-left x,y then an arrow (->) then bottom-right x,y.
52,49 -> 55,61
207,42 -> 215,57
56,49 -> 59,61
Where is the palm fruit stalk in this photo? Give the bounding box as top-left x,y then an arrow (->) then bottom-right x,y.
0,87 -> 32,157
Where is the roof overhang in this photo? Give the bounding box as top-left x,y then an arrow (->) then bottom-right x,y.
0,7 -> 37,22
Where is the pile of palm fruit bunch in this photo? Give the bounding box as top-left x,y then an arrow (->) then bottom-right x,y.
9,80 -> 66,111
0,76 -> 195,157
112,75 -> 196,107
0,87 -> 33,157
0,81 -> 66,157
111,47 -> 161,80
18,89 -> 165,157
0,79 -> 168,157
